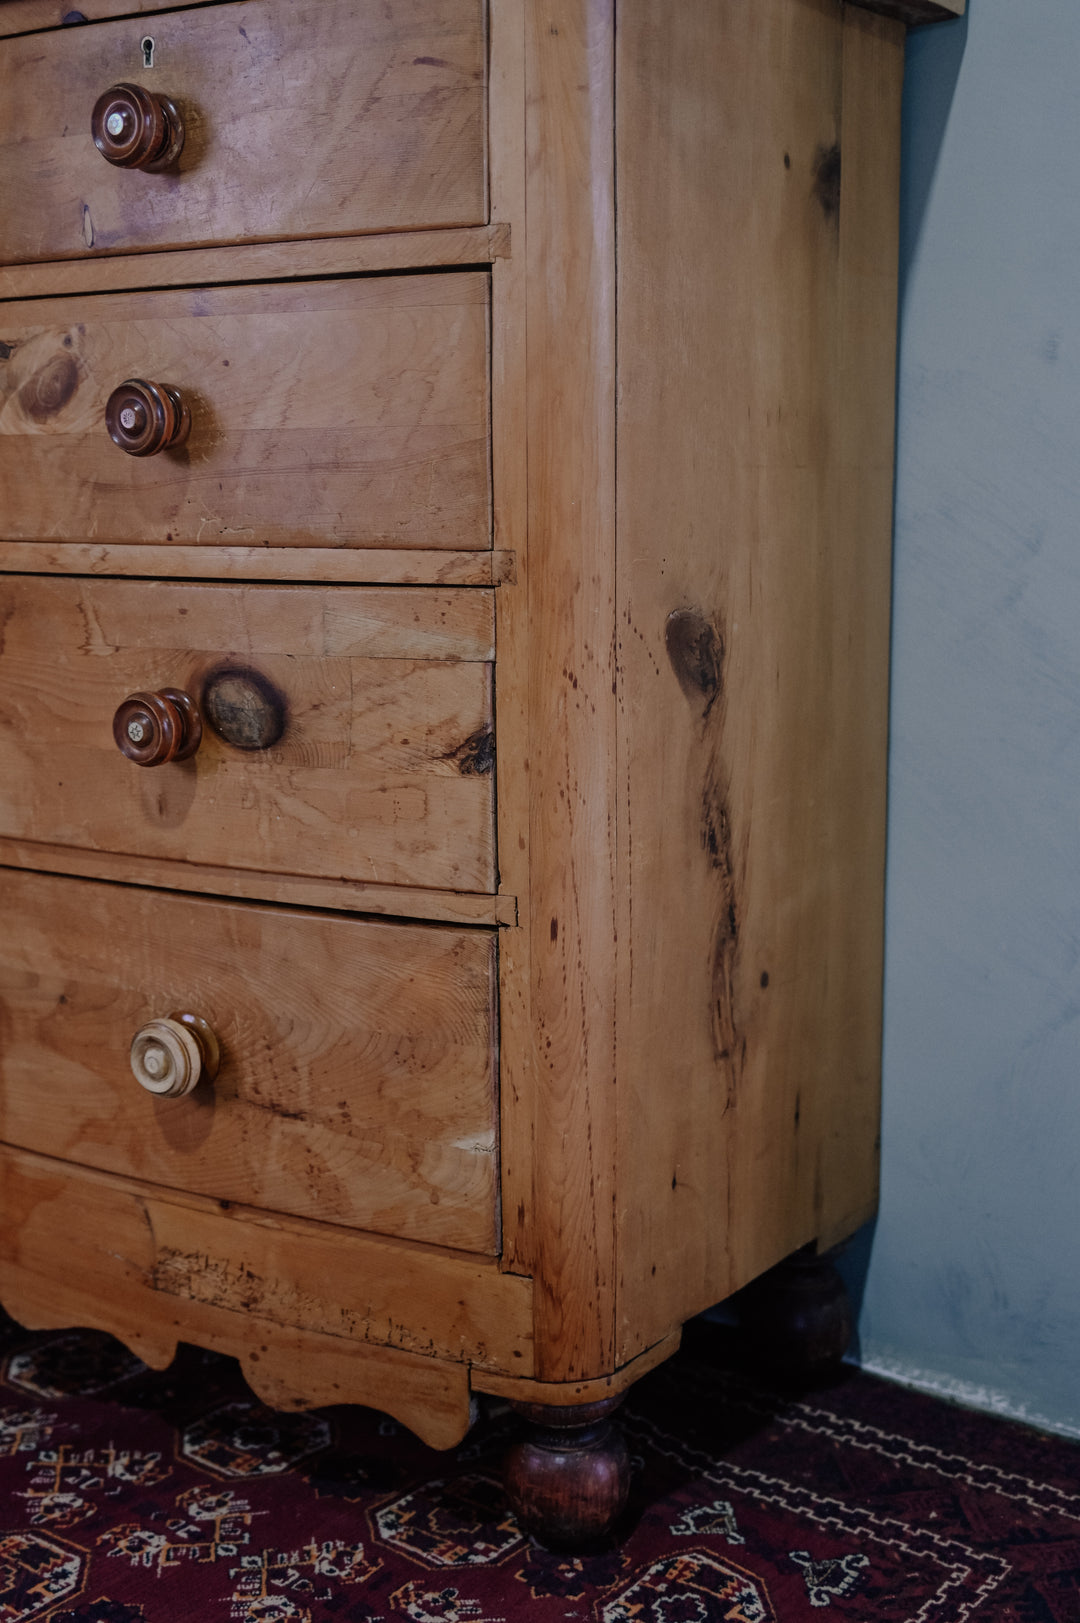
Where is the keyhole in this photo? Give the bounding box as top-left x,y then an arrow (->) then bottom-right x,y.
141,36 -> 155,68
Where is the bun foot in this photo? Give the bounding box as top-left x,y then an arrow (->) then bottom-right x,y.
504,1396 -> 630,1548
740,1245 -> 853,1376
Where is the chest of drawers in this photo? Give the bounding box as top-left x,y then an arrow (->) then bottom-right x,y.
0,0 -> 959,1544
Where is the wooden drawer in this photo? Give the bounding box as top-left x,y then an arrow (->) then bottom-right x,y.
0,868 -> 499,1253
0,0 -> 486,265
0,274 -> 490,549
0,575 -> 496,893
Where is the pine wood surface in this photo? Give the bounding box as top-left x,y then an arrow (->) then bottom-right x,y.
0,543 -> 513,587
0,838 -> 517,928
612,0 -> 899,1360
0,0 -> 915,1429
0,1146 -> 537,1448
487,0 -> 534,1276
0,0 -> 486,263
0,0 -> 966,43
0,224 -> 511,303
0,868 -> 500,1252
0,1 -> 223,38
521,0 -> 619,1381
0,274 -> 490,549
814,5 -> 902,1251
472,1329 -> 680,1408
0,575 -> 496,892
0,1146 -> 534,1370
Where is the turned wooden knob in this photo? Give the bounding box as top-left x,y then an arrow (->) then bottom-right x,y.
113,688 -> 202,766
130,1013 -> 220,1098
91,82 -> 185,170
106,378 -> 191,457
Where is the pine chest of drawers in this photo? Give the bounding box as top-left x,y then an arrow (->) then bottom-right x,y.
0,0 -> 959,1542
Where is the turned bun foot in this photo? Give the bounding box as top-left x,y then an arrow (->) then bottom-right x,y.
739,1245 -> 853,1376
504,1396 -> 630,1547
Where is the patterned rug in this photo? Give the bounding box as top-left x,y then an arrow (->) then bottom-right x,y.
0,1309 -> 1076,1622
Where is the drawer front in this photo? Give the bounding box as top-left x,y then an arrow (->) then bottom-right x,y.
0,0 -> 486,264
0,869 -> 499,1252
0,275 -> 490,549
0,575 -> 496,893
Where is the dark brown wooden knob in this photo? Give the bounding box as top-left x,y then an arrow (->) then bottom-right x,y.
130,1012 -> 220,1098
113,688 -> 202,766
105,378 -> 191,457
504,1398 -> 630,1547
91,82 -> 185,170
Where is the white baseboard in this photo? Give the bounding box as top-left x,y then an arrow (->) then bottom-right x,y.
852,1352 -> 1080,1442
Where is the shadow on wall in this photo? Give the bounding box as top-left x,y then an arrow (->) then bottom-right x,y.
898,9 -> 969,308
834,1221 -> 875,1363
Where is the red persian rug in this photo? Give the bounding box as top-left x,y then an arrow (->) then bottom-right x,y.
0,1309 -> 1076,1622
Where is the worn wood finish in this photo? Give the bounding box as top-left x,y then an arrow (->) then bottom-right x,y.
0,0 -> 919,1494
487,0 -> 534,1276
813,1 -> 902,1253
504,1397 -> 630,1547
0,1147 -> 536,1447
0,224 -> 511,304
523,0 -> 618,1380
0,576 -> 496,892
0,543 -> 513,586
0,0 -> 965,43
0,869 -> 500,1252
612,0 -> 899,1361
0,0 -> 486,263
473,1330 -> 680,1406
0,837 -> 517,927
0,1 -> 224,38
0,274 -> 490,549
0,1145 -> 534,1369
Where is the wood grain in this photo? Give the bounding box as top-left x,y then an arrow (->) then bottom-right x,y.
0,0 -> 966,46
473,1330 -> 679,1406
487,0 -> 534,1275
0,0 -> 915,1422
0,543 -> 514,586
0,1 -> 224,38
0,575 -> 496,893
0,1145 -> 537,1447
0,224 -> 511,303
612,0 -> 899,1360
0,274 -> 491,549
0,837 -> 517,928
0,868 -> 500,1252
524,0 -> 618,1380
0,0 -> 486,262
815,0 -> 903,1250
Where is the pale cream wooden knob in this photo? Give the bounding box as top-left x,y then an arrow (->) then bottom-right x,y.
130,1012 -> 220,1098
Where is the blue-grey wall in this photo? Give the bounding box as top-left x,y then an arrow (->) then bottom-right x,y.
850,0 -> 1080,1436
